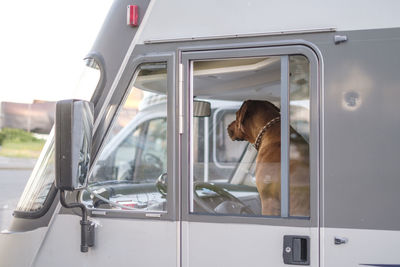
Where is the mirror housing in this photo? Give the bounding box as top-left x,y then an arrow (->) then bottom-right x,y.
193,100 -> 211,117
55,99 -> 94,191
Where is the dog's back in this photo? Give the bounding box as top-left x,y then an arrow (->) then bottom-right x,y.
256,119 -> 310,217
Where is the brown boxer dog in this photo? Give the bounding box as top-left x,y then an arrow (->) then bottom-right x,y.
227,100 -> 310,216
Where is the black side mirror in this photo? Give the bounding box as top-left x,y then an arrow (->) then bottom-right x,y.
55,99 -> 93,191
54,99 -> 95,253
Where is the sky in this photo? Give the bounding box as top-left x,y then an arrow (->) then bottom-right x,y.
0,0 -> 112,103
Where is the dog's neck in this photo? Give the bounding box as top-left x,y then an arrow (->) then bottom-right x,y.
253,116 -> 280,150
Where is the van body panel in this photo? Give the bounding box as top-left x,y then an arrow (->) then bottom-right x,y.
137,0 -> 400,44
321,228 -> 400,267
0,227 -> 47,267
182,222 -> 319,267
319,28 -> 400,231
32,215 -> 178,267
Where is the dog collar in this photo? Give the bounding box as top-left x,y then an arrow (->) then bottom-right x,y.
253,117 -> 280,151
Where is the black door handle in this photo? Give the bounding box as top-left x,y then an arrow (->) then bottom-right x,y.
283,235 -> 310,265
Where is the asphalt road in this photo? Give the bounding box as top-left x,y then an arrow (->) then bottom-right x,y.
0,158 -> 35,230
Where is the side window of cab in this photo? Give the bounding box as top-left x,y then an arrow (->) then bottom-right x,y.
83,63 -> 169,212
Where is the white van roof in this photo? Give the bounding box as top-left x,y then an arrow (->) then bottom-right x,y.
137,0 -> 400,44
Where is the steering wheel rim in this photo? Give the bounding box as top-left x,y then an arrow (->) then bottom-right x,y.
193,182 -> 254,215
156,173 -> 168,197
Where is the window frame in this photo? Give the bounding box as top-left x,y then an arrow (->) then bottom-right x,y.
181,45 -> 319,227
82,54 -> 177,221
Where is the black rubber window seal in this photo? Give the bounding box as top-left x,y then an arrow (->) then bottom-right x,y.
13,183 -> 58,219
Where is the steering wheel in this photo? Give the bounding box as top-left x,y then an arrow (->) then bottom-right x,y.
193,182 -> 254,215
156,173 -> 168,197
142,153 -> 163,171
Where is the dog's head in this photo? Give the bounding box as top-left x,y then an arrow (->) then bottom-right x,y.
227,100 -> 250,141
227,100 -> 280,142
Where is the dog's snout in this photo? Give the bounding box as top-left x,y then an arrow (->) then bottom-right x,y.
228,127 -> 233,138
227,121 -> 236,140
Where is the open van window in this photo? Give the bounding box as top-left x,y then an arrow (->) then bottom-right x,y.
189,55 -> 310,218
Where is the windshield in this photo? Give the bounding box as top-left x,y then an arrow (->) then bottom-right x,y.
15,58 -> 101,213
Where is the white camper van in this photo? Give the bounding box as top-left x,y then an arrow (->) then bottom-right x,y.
1,0 -> 400,266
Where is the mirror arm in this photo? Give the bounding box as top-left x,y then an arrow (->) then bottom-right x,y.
60,190 -> 94,253
60,190 -> 88,221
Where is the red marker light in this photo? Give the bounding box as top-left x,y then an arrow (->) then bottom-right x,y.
127,5 -> 139,27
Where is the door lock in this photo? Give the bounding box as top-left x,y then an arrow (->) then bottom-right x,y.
283,235 -> 310,265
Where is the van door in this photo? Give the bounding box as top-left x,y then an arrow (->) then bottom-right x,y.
31,58 -> 178,267
180,46 -> 320,267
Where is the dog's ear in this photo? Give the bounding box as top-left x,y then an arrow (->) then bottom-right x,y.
237,100 -> 250,132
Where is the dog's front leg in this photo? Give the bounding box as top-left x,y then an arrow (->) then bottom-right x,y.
259,182 -> 281,216
255,162 -> 281,216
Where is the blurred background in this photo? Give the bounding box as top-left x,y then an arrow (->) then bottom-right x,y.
0,0 -> 112,229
